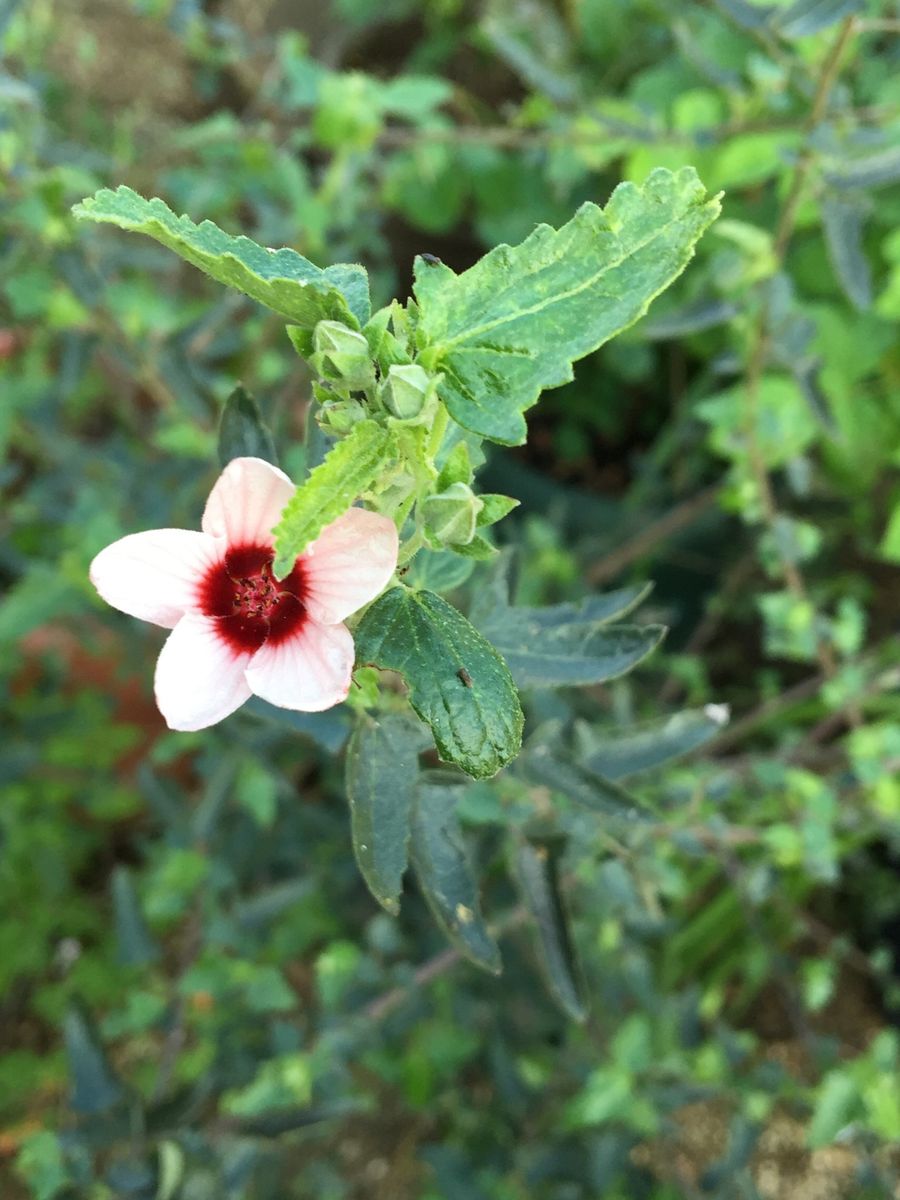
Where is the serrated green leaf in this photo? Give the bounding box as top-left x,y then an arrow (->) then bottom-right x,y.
111,866 -> 159,967
515,838 -> 586,1022
410,774 -> 501,972
218,384 -> 278,466
345,713 -> 431,914
63,1002 -> 128,1115
73,185 -> 369,328
413,168 -> 720,443
580,708 -> 728,781
354,587 -> 523,779
272,420 -> 393,577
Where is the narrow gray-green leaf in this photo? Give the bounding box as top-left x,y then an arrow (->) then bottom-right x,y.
824,146 -> 900,191
410,775 -> 501,973
580,707 -> 729,782
518,740 -> 646,819
345,713 -> 431,914
476,610 -> 665,689
73,185 -> 370,328
218,384 -> 278,466
111,866 -> 159,967
772,0 -> 861,38
515,838 -> 586,1021
414,168 -> 721,443
821,196 -> 872,312
354,588 -> 523,779
272,420 -> 393,577
64,1002 -> 128,1115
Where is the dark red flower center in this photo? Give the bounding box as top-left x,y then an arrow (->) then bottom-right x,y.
197,544 -> 306,654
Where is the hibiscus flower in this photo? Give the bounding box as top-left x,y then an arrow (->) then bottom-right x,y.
89,456 -> 398,731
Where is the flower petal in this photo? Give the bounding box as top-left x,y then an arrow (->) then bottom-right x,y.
302,508 -> 399,625
202,456 -> 295,547
90,529 -> 222,628
246,620 -> 354,712
154,613 -> 252,731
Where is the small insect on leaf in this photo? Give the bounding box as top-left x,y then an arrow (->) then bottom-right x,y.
457,667 -> 473,688
420,253 -> 442,265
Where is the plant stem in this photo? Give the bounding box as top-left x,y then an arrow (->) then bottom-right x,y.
741,14 -> 857,682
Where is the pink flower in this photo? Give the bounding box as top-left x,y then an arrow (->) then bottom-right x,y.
90,457 -> 398,731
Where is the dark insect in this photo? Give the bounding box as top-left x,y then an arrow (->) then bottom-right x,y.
457,667 -> 473,688
420,253 -> 442,265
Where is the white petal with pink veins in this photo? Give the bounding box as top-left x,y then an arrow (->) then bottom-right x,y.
302,508 -> 399,624
154,613 -> 252,731
202,456 -> 295,547
246,621 -> 354,712
90,529 -> 223,628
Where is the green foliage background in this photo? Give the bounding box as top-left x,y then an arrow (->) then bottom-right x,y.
2,0 -> 900,1197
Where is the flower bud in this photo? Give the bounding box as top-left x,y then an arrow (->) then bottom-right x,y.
311,320 -> 375,391
380,363 -> 434,422
317,398 -> 366,436
423,482 -> 484,547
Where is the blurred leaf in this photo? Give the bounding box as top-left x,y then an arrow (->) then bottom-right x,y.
14,1132 -> 71,1200
410,774 -> 501,973
272,420 -> 393,576
355,587 -> 523,779
821,196 -> 872,311
345,713 -> 430,913
808,1071 -> 859,1146
515,838 -> 586,1021
642,296 -> 739,339
73,186 -> 370,328
824,146 -> 900,191
242,696 -> 351,752
111,867 -> 159,968
218,384 -> 278,466
156,1141 -> 185,1200
414,168 -> 721,443
772,0 -> 863,39
580,708 -> 728,781
518,737 -> 646,818
63,1001 -> 128,1115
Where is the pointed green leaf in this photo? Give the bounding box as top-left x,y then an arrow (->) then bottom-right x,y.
404,548 -> 476,592
73,186 -> 370,328
218,384 -> 278,467
410,774 -> 501,972
111,866 -> 159,967
515,838 -> 586,1022
580,707 -> 729,781
63,1002 -> 128,1115
354,587 -> 523,779
345,713 -> 431,914
436,441 -> 473,490
477,494 -> 520,527
414,168 -> 721,443
272,420 -> 393,577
